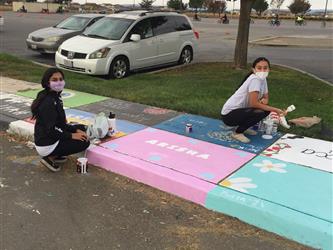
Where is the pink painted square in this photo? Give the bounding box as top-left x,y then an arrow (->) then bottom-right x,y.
101,128 -> 255,183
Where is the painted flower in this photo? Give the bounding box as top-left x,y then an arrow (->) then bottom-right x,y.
253,160 -> 287,173
220,177 -> 257,193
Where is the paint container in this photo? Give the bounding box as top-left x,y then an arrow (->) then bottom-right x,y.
77,157 -> 88,173
262,119 -> 273,140
258,120 -> 266,132
185,123 -> 193,133
272,123 -> 278,134
107,112 -> 116,136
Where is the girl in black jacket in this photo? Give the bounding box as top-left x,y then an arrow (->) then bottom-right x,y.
31,68 -> 90,172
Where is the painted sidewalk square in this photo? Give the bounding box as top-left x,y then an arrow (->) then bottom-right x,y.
17,89 -> 108,108
78,98 -> 180,126
218,155 -> 333,222
0,92 -> 32,120
100,128 -> 255,184
154,114 -> 282,154
65,108 -> 146,134
261,133 -> 332,173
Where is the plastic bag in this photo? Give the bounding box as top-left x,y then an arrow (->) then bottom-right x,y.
86,112 -> 109,139
289,116 -> 321,128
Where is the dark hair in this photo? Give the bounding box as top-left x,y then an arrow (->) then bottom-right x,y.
237,57 -> 271,89
31,68 -> 65,119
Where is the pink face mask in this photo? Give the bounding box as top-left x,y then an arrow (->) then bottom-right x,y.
49,80 -> 65,92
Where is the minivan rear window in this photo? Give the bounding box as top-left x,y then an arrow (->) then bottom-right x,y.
152,16 -> 192,36
83,17 -> 134,40
174,16 -> 192,31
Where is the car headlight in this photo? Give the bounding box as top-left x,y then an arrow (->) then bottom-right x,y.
44,36 -> 61,42
89,48 -> 111,59
57,46 -> 62,54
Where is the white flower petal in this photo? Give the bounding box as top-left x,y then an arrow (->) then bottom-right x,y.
236,183 -> 257,189
272,167 -> 287,173
230,186 -> 249,193
273,163 -> 286,168
229,177 -> 251,183
260,167 -> 270,173
262,159 -> 273,166
253,163 -> 264,167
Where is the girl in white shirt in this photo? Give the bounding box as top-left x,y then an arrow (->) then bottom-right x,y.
221,57 -> 285,143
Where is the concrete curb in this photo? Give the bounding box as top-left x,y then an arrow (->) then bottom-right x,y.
7,120 -> 34,141
272,63 -> 333,87
249,36 -> 333,49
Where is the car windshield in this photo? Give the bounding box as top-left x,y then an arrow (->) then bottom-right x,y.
83,17 -> 134,40
55,16 -> 91,31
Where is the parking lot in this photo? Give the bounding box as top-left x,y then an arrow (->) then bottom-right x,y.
1,11 -> 332,83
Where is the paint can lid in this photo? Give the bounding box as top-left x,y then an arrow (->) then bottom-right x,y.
262,134 -> 273,140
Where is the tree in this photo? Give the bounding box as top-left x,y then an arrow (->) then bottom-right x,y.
288,0 -> 311,15
167,0 -> 187,10
233,0 -> 255,69
270,0 -> 284,9
139,0 -> 155,9
204,0 -> 226,16
189,0 -> 204,19
252,0 -> 268,16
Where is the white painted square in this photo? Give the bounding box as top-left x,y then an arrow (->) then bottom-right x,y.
261,133 -> 332,173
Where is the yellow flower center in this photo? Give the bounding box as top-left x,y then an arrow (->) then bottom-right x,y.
266,164 -> 274,168
221,180 -> 231,187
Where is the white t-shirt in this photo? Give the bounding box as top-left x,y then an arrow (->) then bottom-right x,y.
221,74 -> 268,115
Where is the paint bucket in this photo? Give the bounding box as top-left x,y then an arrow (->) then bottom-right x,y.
185,123 -> 192,133
77,157 -> 88,173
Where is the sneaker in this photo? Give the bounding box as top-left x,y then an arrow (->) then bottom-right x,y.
54,156 -> 67,164
244,128 -> 258,136
41,157 -> 61,172
231,133 -> 250,143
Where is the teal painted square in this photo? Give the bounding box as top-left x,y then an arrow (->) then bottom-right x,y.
219,155 -> 333,222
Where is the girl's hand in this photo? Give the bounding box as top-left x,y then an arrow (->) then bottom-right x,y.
275,108 -> 287,116
72,132 -> 87,141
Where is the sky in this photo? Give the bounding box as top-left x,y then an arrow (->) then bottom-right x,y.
73,0 -> 332,10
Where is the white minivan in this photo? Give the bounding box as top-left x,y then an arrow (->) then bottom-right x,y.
55,10 -> 199,79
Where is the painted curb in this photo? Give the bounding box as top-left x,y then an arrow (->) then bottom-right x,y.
206,185 -> 332,250
7,120 -> 34,140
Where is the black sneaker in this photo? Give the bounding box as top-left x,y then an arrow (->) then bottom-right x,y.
54,156 -> 67,164
41,157 -> 61,172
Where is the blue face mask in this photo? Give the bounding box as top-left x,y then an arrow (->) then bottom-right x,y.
49,80 -> 65,92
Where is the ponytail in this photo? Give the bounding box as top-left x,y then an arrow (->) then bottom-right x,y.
31,89 -> 49,119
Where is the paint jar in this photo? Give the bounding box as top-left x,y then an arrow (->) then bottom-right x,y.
77,157 -> 88,173
185,123 -> 193,133
262,119 -> 273,139
272,123 -> 278,134
107,112 -> 116,136
258,120 -> 266,132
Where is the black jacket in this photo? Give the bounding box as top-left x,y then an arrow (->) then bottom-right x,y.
34,92 -> 76,146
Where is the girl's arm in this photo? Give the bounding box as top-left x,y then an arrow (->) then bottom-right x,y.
249,91 -> 285,115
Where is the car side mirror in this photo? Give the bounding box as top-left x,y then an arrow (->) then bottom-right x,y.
130,34 -> 141,42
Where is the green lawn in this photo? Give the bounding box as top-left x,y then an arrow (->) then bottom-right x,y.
1,53 -> 332,140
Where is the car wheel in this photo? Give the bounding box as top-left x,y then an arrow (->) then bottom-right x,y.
178,46 -> 193,65
109,56 -> 129,79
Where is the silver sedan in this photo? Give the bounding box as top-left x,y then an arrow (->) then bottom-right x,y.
26,14 -> 105,54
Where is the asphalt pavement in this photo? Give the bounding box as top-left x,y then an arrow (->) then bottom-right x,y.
0,130 -> 313,250
1,12 -> 332,83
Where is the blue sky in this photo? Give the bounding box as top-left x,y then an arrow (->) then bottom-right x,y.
75,0 -> 331,10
